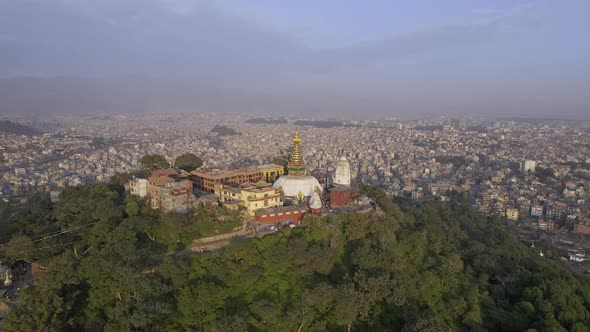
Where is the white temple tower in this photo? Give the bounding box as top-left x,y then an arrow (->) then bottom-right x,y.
333,157 -> 351,186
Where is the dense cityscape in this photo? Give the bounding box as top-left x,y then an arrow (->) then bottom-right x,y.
2,113 -> 590,329
2,0 -> 590,330
3,114 -> 590,236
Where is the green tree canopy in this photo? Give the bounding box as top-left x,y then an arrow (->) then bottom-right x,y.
210,125 -> 239,136
3,185 -> 590,331
4,234 -> 33,263
173,153 -> 203,172
140,154 -> 169,172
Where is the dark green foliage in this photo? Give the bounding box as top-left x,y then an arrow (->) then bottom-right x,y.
210,125 -> 239,136
271,146 -> 293,173
3,185 -> 590,331
435,155 -> 467,168
139,154 -> 169,172
293,120 -> 345,128
174,152 -> 203,171
245,117 -> 289,124
124,195 -> 140,217
109,172 -> 136,186
90,136 -> 107,148
0,120 -> 40,135
535,166 -> 555,179
4,235 -> 33,263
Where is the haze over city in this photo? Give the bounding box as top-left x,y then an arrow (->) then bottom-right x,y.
1,0 -> 589,118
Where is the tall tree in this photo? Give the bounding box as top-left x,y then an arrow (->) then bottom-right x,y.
140,154 -> 169,172
4,234 -> 33,263
174,153 -> 203,171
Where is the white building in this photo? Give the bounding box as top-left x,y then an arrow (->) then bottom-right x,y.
129,178 -> 148,198
333,157 -> 351,186
520,160 -> 537,173
531,204 -> 544,217
569,252 -> 587,262
14,167 -> 26,176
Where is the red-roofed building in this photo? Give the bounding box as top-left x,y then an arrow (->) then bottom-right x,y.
254,206 -> 308,232
329,185 -> 358,208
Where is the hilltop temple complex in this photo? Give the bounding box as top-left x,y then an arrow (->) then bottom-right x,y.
128,130 -> 372,232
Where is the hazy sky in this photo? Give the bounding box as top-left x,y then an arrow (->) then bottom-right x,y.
0,0 -> 589,117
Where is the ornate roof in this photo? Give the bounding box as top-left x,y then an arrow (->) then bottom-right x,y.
287,130 -> 306,176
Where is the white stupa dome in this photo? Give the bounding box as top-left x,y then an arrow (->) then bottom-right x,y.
273,130 -> 322,198
309,192 -> 322,209
273,175 -> 322,198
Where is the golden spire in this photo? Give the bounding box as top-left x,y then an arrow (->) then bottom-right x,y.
288,130 -> 306,176
293,130 -> 301,143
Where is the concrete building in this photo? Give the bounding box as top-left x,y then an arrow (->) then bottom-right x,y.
518,198 -> 531,215
216,182 -> 282,216
190,164 -> 283,193
574,222 -> 590,235
506,208 -> 519,221
520,160 -> 537,173
538,219 -> 555,233
191,168 -> 262,193
546,202 -> 567,220
254,205 -> 307,232
144,169 -> 196,212
531,204 -> 544,217
428,181 -> 454,196
129,178 -> 148,198
159,187 -> 198,213
49,190 -> 62,203
330,186 -> 359,208
255,164 -> 285,183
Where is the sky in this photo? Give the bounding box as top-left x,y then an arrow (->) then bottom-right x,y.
0,0 -> 589,118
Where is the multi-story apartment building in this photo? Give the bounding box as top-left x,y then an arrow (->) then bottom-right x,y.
128,168 -> 197,212
216,182 -> 282,216
506,208 -> 519,221
531,204 -> 544,217
517,198 -> 531,215
190,164 -> 284,193
538,219 -> 555,233
129,178 -> 148,198
546,202 -> 567,220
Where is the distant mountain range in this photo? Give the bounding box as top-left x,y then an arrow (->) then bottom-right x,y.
0,120 -> 41,135
0,76 -> 589,120
0,120 -> 40,135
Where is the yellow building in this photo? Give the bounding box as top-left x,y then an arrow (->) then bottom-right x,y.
216,182 -> 282,216
506,208 -> 519,221
539,219 -> 555,233
255,164 -> 285,183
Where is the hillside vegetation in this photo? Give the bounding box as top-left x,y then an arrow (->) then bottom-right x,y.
2,185 -> 590,331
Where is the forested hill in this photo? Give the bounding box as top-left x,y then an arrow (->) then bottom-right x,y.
0,120 -> 40,135
2,185 -> 590,331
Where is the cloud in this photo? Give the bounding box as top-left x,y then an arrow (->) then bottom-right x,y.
0,0 -> 587,118
0,0 -> 548,78
302,4 -> 542,72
